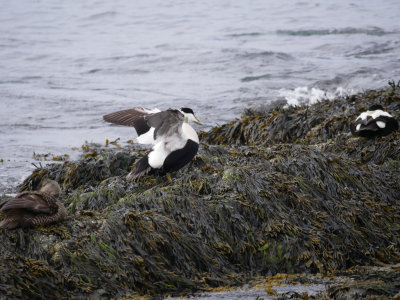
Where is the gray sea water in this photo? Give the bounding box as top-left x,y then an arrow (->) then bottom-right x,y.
1,0 -> 400,193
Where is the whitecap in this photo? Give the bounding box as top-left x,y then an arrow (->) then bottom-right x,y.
278,86 -> 353,107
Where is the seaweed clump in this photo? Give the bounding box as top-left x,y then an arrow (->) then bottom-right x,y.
0,86 -> 400,298
203,84 -> 400,146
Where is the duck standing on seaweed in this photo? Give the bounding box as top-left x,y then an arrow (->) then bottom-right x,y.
0,178 -> 67,229
350,104 -> 399,137
103,107 -> 202,180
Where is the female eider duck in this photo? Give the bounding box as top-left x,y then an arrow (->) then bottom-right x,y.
103,107 -> 202,180
0,179 -> 66,229
350,104 -> 399,138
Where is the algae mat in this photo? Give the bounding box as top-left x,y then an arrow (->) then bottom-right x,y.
1,85 -> 400,299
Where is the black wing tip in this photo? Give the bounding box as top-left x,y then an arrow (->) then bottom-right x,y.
126,155 -> 153,181
103,110 -> 152,135
103,114 -> 111,122
103,112 -> 120,123
126,167 -> 153,181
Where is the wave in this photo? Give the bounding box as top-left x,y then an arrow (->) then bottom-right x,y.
277,27 -> 391,37
278,86 -> 353,107
227,32 -> 263,37
241,74 -> 271,82
238,51 -> 293,61
86,68 -> 149,75
346,41 -> 398,57
87,11 -> 118,20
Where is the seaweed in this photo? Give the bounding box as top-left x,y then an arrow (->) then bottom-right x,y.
1,86 -> 400,298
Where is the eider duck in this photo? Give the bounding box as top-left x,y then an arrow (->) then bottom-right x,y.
350,104 -> 399,137
103,107 -> 202,180
0,179 -> 66,229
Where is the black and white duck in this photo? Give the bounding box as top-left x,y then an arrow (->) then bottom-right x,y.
350,104 -> 399,137
103,107 -> 202,180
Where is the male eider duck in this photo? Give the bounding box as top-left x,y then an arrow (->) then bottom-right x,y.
350,104 -> 399,137
103,107 -> 202,180
0,179 -> 66,229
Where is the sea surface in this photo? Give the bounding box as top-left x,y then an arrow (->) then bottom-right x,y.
1,0 -> 400,193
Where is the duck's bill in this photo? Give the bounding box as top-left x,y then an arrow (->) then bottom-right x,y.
194,115 -> 202,125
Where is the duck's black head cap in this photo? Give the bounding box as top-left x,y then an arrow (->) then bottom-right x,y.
180,107 -> 194,114
369,104 -> 384,111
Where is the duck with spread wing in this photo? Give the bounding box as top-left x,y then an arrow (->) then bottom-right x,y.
103,107 -> 202,180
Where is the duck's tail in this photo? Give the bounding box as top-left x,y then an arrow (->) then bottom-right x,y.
126,154 -> 154,181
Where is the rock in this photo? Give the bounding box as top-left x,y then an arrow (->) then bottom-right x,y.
1,85 -> 400,298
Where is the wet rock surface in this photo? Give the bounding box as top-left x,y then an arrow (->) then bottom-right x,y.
1,85 -> 400,299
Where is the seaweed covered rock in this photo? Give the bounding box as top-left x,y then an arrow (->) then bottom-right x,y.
1,86 -> 400,298
204,84 -> 400,146
324,265 -> 400,299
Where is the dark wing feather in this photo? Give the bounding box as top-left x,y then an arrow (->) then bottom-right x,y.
103,107 -> 153,136
0,200 -> 8,209
126,154 -> 154,181
363,116 -> 376,126
375,116 -> 399,135
147,110 -> 184,140
387,117 -> 399,131
0,216 -> 20,230
350,121 -> 358,135
0,191 -> 54,214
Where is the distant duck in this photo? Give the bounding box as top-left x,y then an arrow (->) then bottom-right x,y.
350,104 -> 399,137
103,107 -> 202,180
0,179 -> 67,229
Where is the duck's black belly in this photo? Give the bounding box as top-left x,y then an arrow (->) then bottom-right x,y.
162,139 -> 199,173
351,116 -> 399,137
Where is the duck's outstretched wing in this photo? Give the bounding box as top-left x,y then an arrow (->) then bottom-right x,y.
146,109 -> 184,140
103,107 -> 161,136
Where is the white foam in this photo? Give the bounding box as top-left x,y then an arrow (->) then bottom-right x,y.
279,86 -> 353,107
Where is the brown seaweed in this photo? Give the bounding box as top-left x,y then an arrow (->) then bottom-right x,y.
0,86 -> 400,298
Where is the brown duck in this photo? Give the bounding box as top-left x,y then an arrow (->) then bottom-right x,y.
0,179 -> 67,229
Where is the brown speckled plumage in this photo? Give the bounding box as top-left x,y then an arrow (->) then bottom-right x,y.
0,179 -> 66,229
